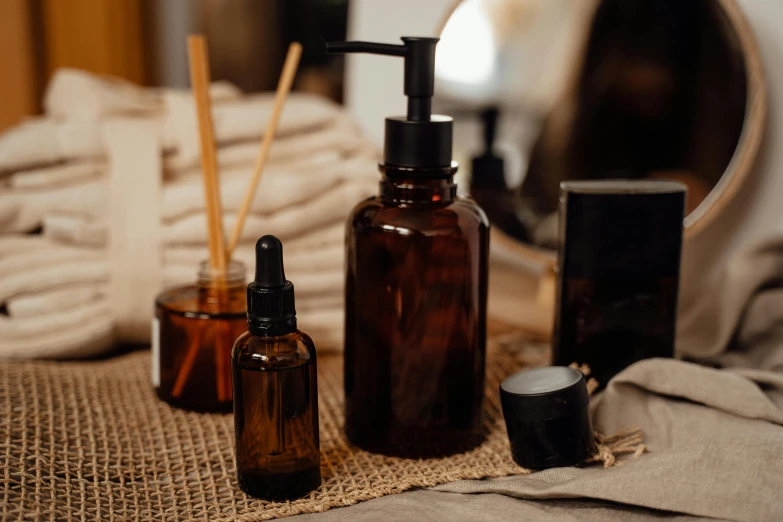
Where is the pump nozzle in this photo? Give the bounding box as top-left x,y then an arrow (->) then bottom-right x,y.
326,37 -> 438,122
325,37 -> 452,169
324,41 -> 405,56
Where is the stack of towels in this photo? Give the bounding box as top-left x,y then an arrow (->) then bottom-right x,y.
0,69 -> 379,358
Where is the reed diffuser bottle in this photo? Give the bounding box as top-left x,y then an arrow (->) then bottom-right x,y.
152,34 -> 248,413
153,35 -> 303,414
232,235 -> 320,500
153,261 -> 247,411
327,38 -> 490,458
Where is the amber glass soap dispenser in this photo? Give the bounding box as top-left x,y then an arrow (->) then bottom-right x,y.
232,235 -> 320,500
326,38 -> 490,458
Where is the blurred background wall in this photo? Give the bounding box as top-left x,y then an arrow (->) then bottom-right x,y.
0,0 -> 39,132
0,0 -> 349,132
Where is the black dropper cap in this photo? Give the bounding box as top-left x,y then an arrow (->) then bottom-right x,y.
247,235 -> 296,336
471,106 -> 506,190
500,366 -> 597,469
325,37 -> 452,170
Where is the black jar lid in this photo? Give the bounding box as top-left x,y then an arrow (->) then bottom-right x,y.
500,367 -> 596,469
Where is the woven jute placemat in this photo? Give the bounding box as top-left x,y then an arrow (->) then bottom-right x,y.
0,335 -> 643,521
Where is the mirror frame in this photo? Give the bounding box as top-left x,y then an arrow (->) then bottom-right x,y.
439,0 -> 767,267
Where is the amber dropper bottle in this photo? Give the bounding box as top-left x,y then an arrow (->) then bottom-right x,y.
154,260 -> 247,411
232,235 -> 321,500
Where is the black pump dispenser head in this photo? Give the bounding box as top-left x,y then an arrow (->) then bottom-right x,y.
247,235 -> 296,335
325,37 -> 453,170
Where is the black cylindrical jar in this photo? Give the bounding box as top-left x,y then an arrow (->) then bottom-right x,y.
500,366 -> 596,469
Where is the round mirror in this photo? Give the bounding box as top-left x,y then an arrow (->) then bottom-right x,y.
436,0 -> 765,261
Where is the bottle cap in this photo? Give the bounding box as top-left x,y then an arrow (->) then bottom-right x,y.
325,37 -> 453,170
247,235 -> 296,336
500,366 -> 596,469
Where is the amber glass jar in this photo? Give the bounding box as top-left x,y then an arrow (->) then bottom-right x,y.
153,260 -> 247,411
344,165 -> 490,458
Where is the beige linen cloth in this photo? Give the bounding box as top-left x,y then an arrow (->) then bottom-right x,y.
290,235 -> 783,521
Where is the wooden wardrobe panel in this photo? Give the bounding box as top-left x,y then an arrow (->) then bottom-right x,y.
0,0 -> 38,131
42,0 -> 146,84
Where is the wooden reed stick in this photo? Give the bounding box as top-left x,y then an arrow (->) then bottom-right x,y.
222,321 -> 235,400
214,325 -> 228,402
187,34 -> 227,271
174,34 -> 230,404
171,333 -> 201,398
226,42 -> 303,257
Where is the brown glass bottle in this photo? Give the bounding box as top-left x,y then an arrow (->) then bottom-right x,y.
154,261 -> 246,412
232,235 -> 320,500
344,165 -> 490,458
232,330 -> 320,500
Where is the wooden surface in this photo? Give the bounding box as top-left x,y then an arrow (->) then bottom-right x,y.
42,0 -> 146,84
0,0 -> 38,131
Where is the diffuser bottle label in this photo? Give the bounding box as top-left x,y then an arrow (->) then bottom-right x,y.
151,317 -> 160,387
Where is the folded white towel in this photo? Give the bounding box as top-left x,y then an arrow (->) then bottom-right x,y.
165,235 -> 344,273
0,69 -> 379,359
163,180 -> 375,245
8,160 -> 104,189
0,118 -> 104,172
0,256 -> 108,304
41,215 -> 107,246
0,69 -> 347,172
44,68 -> 164,121
0,178 -> 106,233
27,172 -> 373,248
7,283 -> 107,318
0,238 -> 345,358
162,155 -> 376,221
162,90 -> 344,168
0,310 -> 114,359
164,115 -> 372,173
0,234 -> 54,253
0,299 -> 109,339
0,127 -> 376,235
